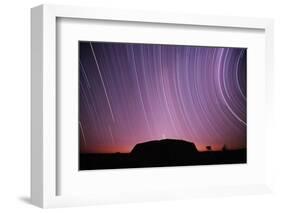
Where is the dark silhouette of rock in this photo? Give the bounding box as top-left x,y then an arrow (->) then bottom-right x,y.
130,139 -> 198,164
79,138 -> 246,170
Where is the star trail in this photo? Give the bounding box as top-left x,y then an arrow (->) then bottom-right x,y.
79,42 -> 246,153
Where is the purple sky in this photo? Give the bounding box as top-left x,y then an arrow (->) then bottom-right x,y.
79,42 -> 246,153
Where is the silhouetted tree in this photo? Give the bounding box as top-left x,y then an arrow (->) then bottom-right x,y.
222,144 -> 227,152
206,146 -> 212,151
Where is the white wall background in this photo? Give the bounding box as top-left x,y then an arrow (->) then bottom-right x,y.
0,0 -> 281,212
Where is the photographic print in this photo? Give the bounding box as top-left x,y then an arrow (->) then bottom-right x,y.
79,41 -> 246,170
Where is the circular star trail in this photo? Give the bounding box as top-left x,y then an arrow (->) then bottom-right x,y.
79,42 -> 246,153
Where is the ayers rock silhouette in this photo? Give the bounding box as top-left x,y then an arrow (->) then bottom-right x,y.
130,139 -> 198,163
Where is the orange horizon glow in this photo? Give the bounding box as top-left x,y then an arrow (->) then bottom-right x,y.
80,140 -> 246,154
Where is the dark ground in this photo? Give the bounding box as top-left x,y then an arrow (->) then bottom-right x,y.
80,141 -> 246,170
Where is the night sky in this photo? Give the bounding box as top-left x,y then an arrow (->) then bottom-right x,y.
79,42 -> 246,153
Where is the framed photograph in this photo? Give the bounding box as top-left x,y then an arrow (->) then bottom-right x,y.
31,4 -> 274,208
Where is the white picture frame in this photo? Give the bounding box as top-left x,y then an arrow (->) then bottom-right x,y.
31,4 -> 274,208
